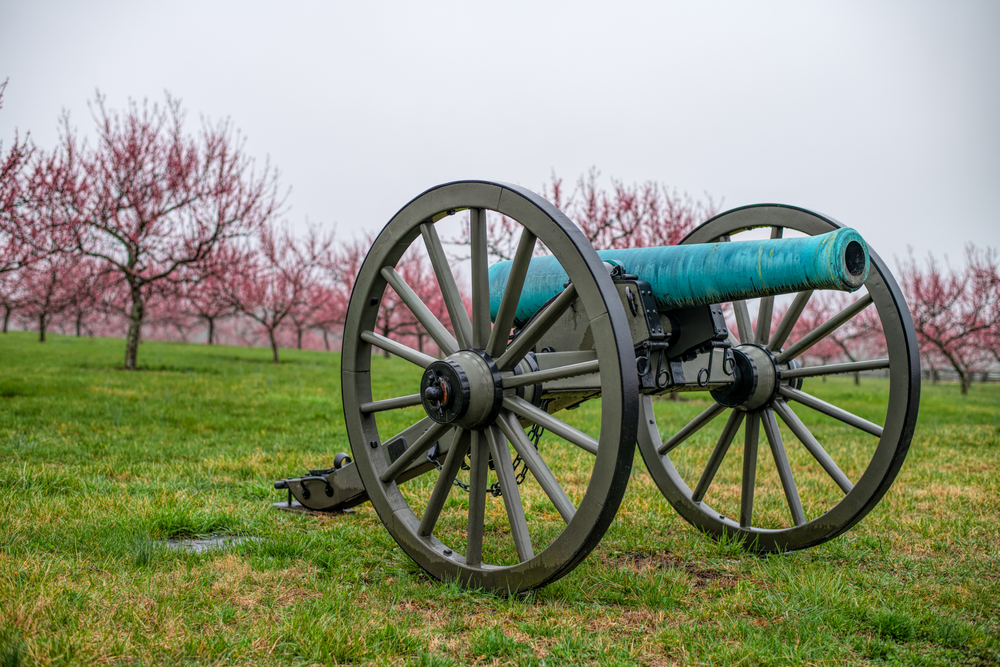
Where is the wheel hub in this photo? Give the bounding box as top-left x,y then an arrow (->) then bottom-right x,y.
420,350 -> 503,429
712,344 -> 783,411
711,344 -> 806,410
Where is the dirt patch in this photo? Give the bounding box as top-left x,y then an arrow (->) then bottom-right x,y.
621,609 -> 665,630
601,550 -> 738,588
586,608 -> 667,634
393,599 -> 446,630
142,554 -> 324,612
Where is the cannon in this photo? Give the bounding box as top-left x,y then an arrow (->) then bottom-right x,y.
274,181 -> 919,593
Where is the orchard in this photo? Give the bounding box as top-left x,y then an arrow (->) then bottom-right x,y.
2,84 -> 998,390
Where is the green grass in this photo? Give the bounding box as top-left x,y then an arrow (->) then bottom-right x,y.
1,331 -> 998,666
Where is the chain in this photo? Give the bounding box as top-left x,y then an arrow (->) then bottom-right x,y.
429,447 -> 471,492
490,327 -> 546,496
427,400 -> 549,497
427,323 -> 549,496
489,404 -> 546,497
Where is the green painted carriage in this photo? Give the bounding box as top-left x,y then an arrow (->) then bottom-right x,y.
276,181 -> 919,593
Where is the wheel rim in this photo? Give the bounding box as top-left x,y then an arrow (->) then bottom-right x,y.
342,181 -> 638,591
636,204 -> 920,551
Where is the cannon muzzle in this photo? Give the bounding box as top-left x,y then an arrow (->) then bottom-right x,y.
489,227 -> 869,326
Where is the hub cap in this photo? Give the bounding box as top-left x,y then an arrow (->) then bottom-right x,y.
420,350 -> 503,429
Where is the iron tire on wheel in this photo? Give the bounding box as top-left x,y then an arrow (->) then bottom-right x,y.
342,181 -> 638,592
636,204 -> 920,552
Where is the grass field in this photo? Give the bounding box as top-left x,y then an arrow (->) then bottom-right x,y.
1,332 -> 998,666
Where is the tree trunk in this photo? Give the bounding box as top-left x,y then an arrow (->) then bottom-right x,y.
75,311 -> 83,337
297,327 -> 303,350
2,306 -> 10,333
39,313 -> 47,343
323,329 -> 330,351
124,284 -> 145,370
269,328 -> 280,363
206,317 -> 215,345
937,344 -> 973,397
838,346 -> 861,386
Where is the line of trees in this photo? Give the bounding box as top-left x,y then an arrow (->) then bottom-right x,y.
3,84 -> 998,389
899,245 -> 1000,394
0,84 -> 721,368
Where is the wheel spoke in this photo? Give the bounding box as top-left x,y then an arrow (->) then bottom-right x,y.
487,228 -> 537,358
501,358 -> 601,390
778,385 -> 883,437
503,396 -> 598,455
496,411 -> 575,523
360,393 -> 423,414
754,296 -> 774,345
772,399 -> 853,494
740,412 -> 760,528
422,222 -> 473,349
418,428 -> 470,536
692,409 -> 744,503
378,416 -> 435,468
781,358 -> 889,380
384,415 -> 435,442
485,425 -> 534,562
761,408 -> 806,526
755,296 -> 775,346
361,331 -> 437,368
776,293 -> 874,364
657,402 -> 727,456
379,421 -> 452,483
381,266 -> 459,356
733,300 -> 753,344
495,284 -> 578,371
719,235 -> 754,344
470,208 -> 491,349
768,290 -> 813,352
752,228 -> 782,345
466,429 -> 489,567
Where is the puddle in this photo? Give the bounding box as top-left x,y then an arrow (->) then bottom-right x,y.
159,535 -> 259,553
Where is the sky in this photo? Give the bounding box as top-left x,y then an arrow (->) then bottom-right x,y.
2,1 -> 998,270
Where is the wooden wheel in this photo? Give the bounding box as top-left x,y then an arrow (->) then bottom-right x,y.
636,205 -> 920,551
342,181 -> 638,592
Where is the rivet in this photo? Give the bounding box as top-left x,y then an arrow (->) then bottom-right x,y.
369,440 -> 378,449
443,549 -> 452,556
370,297 -> 379,306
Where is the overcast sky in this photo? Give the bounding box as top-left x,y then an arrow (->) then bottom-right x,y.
2,1 -> 997,269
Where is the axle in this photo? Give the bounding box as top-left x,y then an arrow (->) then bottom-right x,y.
489,227 -> 869,326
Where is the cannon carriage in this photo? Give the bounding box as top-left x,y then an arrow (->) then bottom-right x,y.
275,180 -> 919,593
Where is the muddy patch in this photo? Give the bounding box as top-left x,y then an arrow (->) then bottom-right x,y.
159,535 -> 259,553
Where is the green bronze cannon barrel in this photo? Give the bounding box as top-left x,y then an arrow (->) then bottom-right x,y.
489,227 -> 869,326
